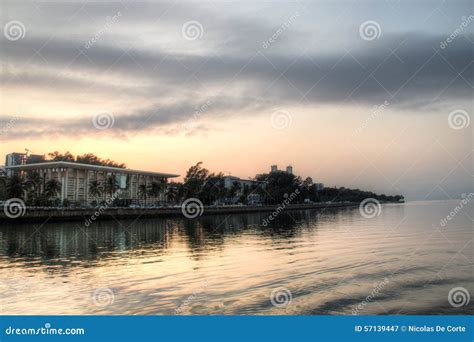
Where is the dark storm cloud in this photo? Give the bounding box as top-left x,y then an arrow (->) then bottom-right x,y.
0,0 -> 472,139
2,32 -> 471,97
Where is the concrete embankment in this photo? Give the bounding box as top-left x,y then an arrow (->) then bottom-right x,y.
0,202 -> 362,224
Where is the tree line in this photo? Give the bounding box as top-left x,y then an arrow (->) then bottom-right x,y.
167,162 -> 404,205
2,159 -> 404,207
35,151 -> 127,168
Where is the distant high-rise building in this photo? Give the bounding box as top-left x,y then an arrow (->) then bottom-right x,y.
5,152 -> 45,167
5,152 -> 45,176
271,165 -> 278,173
286,165 -> 293,174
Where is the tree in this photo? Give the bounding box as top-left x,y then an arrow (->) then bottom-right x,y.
199,174 -> 226,205
183,162 -> 209,198
138,184 -> 148,206
48,151 -> 75,162
76,153 -> 126,168
24,172 -> 43,202
239,184 -> 251,204
228,181 -> 241,201
44,179 -> 62,200
256,171 -> 302,204
89,180 -> 103,201
6,175 -> 24,199
148,180 -> 166,204
166,183 -> 181,204
104,175 -> 116,198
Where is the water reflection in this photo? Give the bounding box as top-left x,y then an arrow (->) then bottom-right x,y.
0,208 -> 343,261
0,202 -> 471,315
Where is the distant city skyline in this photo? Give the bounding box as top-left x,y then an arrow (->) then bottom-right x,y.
1,0 -> 472,200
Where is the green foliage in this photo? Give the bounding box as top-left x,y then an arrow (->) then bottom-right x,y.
228,181 -> 241,199
48,151 -> 126,168
48,151 -> 75,162
44,179 -> 61,199
181,162 -> 228,205
89,180 -> 103,199
6,175 -> 24,199
76,153 -> 126,168
256,171 -> 302,204
104,175 -> 116,196
148,180 -> 166,198
166,183 -> 181,204
183,162 -> 209,198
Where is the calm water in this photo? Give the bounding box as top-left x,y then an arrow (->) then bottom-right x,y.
0,201 -> 472,315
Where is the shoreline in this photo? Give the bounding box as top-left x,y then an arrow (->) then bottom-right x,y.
0,201 -> 404,224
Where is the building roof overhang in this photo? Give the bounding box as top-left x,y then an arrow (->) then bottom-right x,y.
5,161 -> 179,178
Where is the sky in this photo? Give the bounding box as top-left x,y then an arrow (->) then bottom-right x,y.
0,0 -> 472,200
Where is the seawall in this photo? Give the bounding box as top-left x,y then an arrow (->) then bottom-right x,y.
0,202 -> 369,224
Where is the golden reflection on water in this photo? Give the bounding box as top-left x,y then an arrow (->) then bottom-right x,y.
0,201 -> 472,315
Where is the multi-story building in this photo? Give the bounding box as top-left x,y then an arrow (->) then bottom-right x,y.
6,161 -> 179,206
222,175 -> 265,205
269,164 -> 293,174
5,152 -> 45,176
223,176 -> 264,189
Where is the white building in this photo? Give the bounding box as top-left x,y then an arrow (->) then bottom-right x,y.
6,161 -> 179,206
222,175 -> 265,205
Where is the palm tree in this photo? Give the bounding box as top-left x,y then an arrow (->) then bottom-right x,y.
228,181 -> 241,203
138,184 -> 148,207
25,172 -> 42,192
104,175 -> 116,199
6,175 -> 25,199
166,185 -> 179,205
148,181 -> 165,205
24,172 -> 43,205
89,180 -> 103,202
44,179 -> 62,200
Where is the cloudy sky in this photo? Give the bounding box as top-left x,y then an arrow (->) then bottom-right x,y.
0,0 -> 472,200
